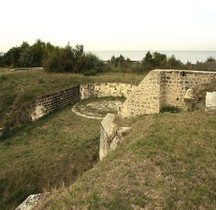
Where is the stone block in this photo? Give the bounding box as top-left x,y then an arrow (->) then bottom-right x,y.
205,91 -> 216,111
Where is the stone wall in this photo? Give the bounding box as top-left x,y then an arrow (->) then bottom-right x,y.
99,113 -> 131,160
159,70 -> 216,109
31,83 -> 134,121
119,69 -> 216,118
119,71 -> 161,118
31,86 -> 80,121
80,83 -> 135,100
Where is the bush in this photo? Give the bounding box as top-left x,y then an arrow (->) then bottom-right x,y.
82,69 -> 97,76
160,105 -> 180,113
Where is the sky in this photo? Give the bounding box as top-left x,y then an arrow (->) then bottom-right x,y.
1,0 -> 216,52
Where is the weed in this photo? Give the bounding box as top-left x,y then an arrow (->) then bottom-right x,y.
160,105 -> 181,113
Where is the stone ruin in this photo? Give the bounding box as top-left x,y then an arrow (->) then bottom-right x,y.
100,69 -> 216,160
16,69 -> 216,209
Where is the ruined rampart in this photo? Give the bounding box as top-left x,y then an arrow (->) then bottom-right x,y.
80,83 -> 135,100
31,83 -> 135,121
119,70 -> 216,118
31,86 -> 80,121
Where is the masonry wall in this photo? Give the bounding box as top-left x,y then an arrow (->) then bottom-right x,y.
159,70 -> 216,108
31,83 -> 135,121
119,71 -> 161,118
80,83 -> 135,100
31,86 -> 80,121
119,69 -> 216,118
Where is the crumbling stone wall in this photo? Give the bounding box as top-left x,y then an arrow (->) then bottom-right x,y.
119,69 -> 216,118
99,113 -> 131,160
80,83 -> 135,100
160,70 -> 216,109
31,86 -> 80,121
31,83 -> 135,121
119,71 -> 161,118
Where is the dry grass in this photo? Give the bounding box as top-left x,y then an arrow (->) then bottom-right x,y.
0,107 -> 101,210
0,69 -> 146,209
0,68 -> 144,128
37,111 -> 216,210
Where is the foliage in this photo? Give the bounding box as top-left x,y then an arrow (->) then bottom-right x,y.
1,40 -> 216,72
141,51 -> 183,71
106,55 -> 142,73
160,105 -> 181,113
37,112 -> 216,210
0,107 -> 100,210
0,41 -> 104,74
0,69 -> 144,129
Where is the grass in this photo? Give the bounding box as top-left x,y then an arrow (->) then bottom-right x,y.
2,68 -> 216,209
0,69 -> 144,210
0,68 -> 144,128
37,111 -> 216,210
0,106 -> 101,210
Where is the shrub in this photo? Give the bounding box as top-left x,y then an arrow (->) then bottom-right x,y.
82,69 -> 97,76
160,105 -> 180,113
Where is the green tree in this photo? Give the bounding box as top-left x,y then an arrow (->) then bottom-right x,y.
153,52 -> 167,68
141,51 -> 155,71
19,47 -> 34,67
167,55 -> 183,69
206,57 -> 216,62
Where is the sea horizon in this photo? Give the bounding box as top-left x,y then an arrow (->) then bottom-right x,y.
92,50 -> 216,64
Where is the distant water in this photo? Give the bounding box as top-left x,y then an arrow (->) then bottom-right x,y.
92,50 -> 216,64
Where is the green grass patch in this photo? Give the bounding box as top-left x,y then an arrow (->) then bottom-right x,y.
0,68 -> 144,128
0,106 -> 101,210
38,111 -> 216,210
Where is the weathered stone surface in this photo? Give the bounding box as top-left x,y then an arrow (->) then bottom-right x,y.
184,88 -> 195,99
205,91 -> 216,111
31,86 -> 80,121
99,113 -> 131,160
184,88 -> 195,111
72,99 -> 123,119
80,83 -> 135,100
15,194 -> 42,210
119,69 -> 216,118
31,83 -> 134,121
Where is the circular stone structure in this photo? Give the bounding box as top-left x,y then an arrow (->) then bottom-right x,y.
72,98 -> 123,119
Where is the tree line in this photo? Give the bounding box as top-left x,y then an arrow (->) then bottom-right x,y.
106,51 -> 216,72
0,40 -> 216,73
0,40 -> 104,74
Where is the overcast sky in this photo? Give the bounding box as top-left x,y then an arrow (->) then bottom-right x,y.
1,0 -> 216,52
